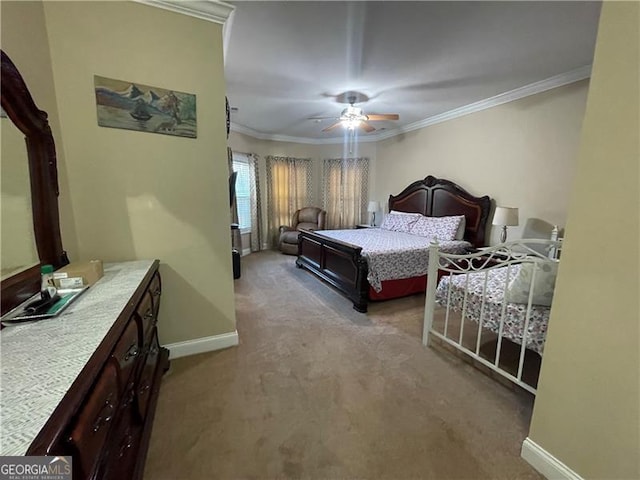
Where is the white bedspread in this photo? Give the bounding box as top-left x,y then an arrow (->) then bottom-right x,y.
318,229 -> 470,292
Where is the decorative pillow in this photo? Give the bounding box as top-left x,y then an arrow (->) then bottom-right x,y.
409,215 -> 464,241
455,216 -> 466,240
505,262 -> 559,306
380,212 -> 421,233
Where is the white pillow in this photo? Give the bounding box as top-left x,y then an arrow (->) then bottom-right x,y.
505,262 -> 559,307
380,212 -> 421,233
389,210 -> 423,216
409,215 -> 464,241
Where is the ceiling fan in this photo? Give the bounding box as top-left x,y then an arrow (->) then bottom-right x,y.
311,95 -> 399,133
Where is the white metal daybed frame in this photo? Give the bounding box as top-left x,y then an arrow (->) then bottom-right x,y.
423,237 -> 561,394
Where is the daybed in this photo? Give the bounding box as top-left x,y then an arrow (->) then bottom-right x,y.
423,239 -> 561,394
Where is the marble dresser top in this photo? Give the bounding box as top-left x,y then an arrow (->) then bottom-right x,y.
0,260 -> 155,456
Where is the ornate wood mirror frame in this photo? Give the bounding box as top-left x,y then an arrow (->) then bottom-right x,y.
1,50 -> 68,315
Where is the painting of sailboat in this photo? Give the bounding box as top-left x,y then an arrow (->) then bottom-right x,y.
94,75 -> 196,138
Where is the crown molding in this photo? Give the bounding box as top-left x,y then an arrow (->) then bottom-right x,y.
132,0 -> 235,25
232,65 -> 591,145
375,65 -> 592,141
230,122 -> 378,145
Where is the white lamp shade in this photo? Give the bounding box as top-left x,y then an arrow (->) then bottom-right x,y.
367,201 -> 380,213
492,206 -> 519,226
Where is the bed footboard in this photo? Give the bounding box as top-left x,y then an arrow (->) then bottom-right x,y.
296,230 -> 369,312
423,239 -> 561,394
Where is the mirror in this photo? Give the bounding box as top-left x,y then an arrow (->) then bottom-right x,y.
1,50 -> 68,315
1,110 -> 40,279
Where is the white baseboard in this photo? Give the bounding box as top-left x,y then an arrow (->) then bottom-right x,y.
521,438 -> 583,480
163,331 -> 239,360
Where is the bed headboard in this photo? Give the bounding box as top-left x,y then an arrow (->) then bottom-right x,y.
388,175 -> 492,247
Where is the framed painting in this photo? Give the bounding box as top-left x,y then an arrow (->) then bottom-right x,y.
94,76 -> 196,138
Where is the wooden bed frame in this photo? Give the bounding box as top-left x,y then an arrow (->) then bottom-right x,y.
296,176 -> 492,312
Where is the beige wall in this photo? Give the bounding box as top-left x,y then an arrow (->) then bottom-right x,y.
39,1 -> 235,344
528,2 -> 639,478
376,81 -> 588,244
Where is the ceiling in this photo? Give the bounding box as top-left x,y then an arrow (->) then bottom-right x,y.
224,1 -> 601,143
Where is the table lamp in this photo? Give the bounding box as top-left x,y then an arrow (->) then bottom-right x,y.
367,201 -> 380,226
492,206 -> 519,243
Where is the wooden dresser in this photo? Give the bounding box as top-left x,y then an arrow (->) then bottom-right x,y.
0,260 -> 169,480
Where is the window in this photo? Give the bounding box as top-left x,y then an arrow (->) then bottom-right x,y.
232,154 -> 252,233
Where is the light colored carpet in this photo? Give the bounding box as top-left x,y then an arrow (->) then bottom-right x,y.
144,250 -> 542,479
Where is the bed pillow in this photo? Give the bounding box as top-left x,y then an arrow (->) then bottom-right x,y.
505,262 -> 559,306
380,212 -> 421,233
455,216 -> 466,240
389,210 -> 422,216
409,215 -> 464,241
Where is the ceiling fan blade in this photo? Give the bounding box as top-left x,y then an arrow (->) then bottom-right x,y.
366,113 -> 399,121
360,121 -> 376,133
322,122 -> 342,132
308,116 -> 337,120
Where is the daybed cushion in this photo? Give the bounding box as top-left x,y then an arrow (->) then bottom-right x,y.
436,265 -> 551,354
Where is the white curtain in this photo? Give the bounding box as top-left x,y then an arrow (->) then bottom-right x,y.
322,157 -> 369,229
266,156 -> 313,248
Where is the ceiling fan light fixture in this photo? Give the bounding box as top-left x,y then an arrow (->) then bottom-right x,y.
318,97 -> 398,133
343,105 -> 363,117
342,118 -> 362,129
340,105 -> 367,129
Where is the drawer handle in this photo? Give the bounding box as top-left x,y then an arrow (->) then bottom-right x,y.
144,309 -> 154,320
122,385 -> 135,407
139,382 -> 151,396
92,399 -> 115,433
118,433 -> 134,458
124,343 -> 139,362
152,288 -> 161,297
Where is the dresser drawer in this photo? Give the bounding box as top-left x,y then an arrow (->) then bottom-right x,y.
66,363 -> 119,480
149,271 -> 161,317
110,319 -> 141,387
136,290 -> 155,345
98,394 -> 142,480
136,328 -> 161,421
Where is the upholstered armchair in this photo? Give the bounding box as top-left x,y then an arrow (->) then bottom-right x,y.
279,206 -> 327,255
